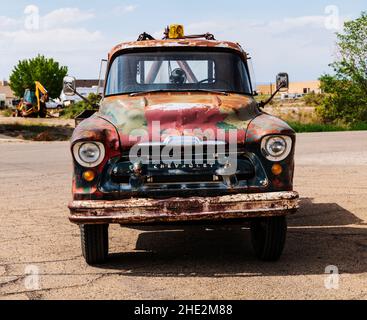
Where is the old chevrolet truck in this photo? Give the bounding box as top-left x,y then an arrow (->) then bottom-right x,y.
64,25 -> 299,265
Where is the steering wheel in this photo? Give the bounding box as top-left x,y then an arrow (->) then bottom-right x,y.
170,68 -> 187,84
197,78 -> 231,88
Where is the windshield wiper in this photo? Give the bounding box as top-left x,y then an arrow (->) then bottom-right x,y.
129,90 -> 168,97
129,89 -> 229,97
193,89 -> 229,96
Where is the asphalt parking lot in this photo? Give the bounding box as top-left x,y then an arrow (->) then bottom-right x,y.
0,131 -> 366,300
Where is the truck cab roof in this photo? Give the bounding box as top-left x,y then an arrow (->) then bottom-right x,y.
109,39 -> 247,61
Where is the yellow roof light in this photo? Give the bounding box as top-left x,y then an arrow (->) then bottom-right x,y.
168,24 -> 184,39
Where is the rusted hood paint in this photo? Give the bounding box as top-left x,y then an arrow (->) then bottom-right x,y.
246,113 -> 295,143
71,116 -> 120,148
98,93 -> 260,147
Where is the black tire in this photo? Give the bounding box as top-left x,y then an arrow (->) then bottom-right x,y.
38,103 -> 47,118
80,224 -> 109,265
250,216 -> 287,261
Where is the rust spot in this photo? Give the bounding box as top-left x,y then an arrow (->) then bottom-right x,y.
108,39 -> 247,61
69,191 -> 299,225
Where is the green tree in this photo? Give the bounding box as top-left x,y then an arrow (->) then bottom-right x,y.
318,12 -> 367,123
9,55 -> 68,98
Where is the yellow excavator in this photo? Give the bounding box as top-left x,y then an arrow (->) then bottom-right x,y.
15,81 -> 49,118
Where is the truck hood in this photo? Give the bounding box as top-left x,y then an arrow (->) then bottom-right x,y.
99,93 -> 260,148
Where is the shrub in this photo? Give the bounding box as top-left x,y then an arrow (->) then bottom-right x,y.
302,92 -> 325,107
60,93 -> 101,119
1,108 -> 13,117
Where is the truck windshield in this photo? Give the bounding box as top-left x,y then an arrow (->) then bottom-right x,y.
105,49 -> 253,96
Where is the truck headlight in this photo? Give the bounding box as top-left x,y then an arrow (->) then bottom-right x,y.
261,136 -> 292,161
73,142 -> 105,168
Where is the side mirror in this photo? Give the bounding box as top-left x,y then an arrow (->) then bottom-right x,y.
63,76 -> 76,96
276,73 -> 289,92
258,73 -> 290,108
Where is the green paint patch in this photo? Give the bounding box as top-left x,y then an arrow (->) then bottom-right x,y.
217,122 -> 238,130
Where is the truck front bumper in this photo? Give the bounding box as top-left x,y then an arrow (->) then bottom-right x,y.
69,191 -> 299,225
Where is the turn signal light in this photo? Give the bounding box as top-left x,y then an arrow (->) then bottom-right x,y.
271,164 -> 283,176
83,170 -> 95,182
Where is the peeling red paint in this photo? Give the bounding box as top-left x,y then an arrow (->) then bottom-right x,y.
246,113 -> 295,143
100,93 -> 259,148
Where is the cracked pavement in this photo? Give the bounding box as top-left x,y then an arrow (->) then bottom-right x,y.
0,131 -> 366,300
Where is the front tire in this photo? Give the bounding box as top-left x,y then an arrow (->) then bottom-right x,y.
250,216 -> 287,261
80,224 -> 109,265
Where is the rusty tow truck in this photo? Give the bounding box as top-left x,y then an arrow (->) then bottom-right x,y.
64,25 -> 299,265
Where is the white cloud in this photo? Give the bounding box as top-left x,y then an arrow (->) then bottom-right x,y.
0,16 -> 19,29
0,28 -> 102,49
0,7 -> 101,53
256,16 -> 327,33
186,15 -> 339,35
0,7 -> 109,81
114,4 -> 138,15
185,16 -> 340,82
42,8 -> 95,29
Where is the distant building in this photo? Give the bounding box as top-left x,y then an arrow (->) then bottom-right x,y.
75,79 -> 100,88
257,80 -> 322,95
0,81 -> 16,109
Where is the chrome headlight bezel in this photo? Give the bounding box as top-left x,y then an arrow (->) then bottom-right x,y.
72,142 -> 105,168
261,135 -> 293,162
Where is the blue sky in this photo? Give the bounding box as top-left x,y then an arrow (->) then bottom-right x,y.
0,0 -> 365,83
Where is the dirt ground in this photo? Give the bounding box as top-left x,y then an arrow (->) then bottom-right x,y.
0,116 -> 74,141
0,131 -> 366,300
0,115 -> 74,127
